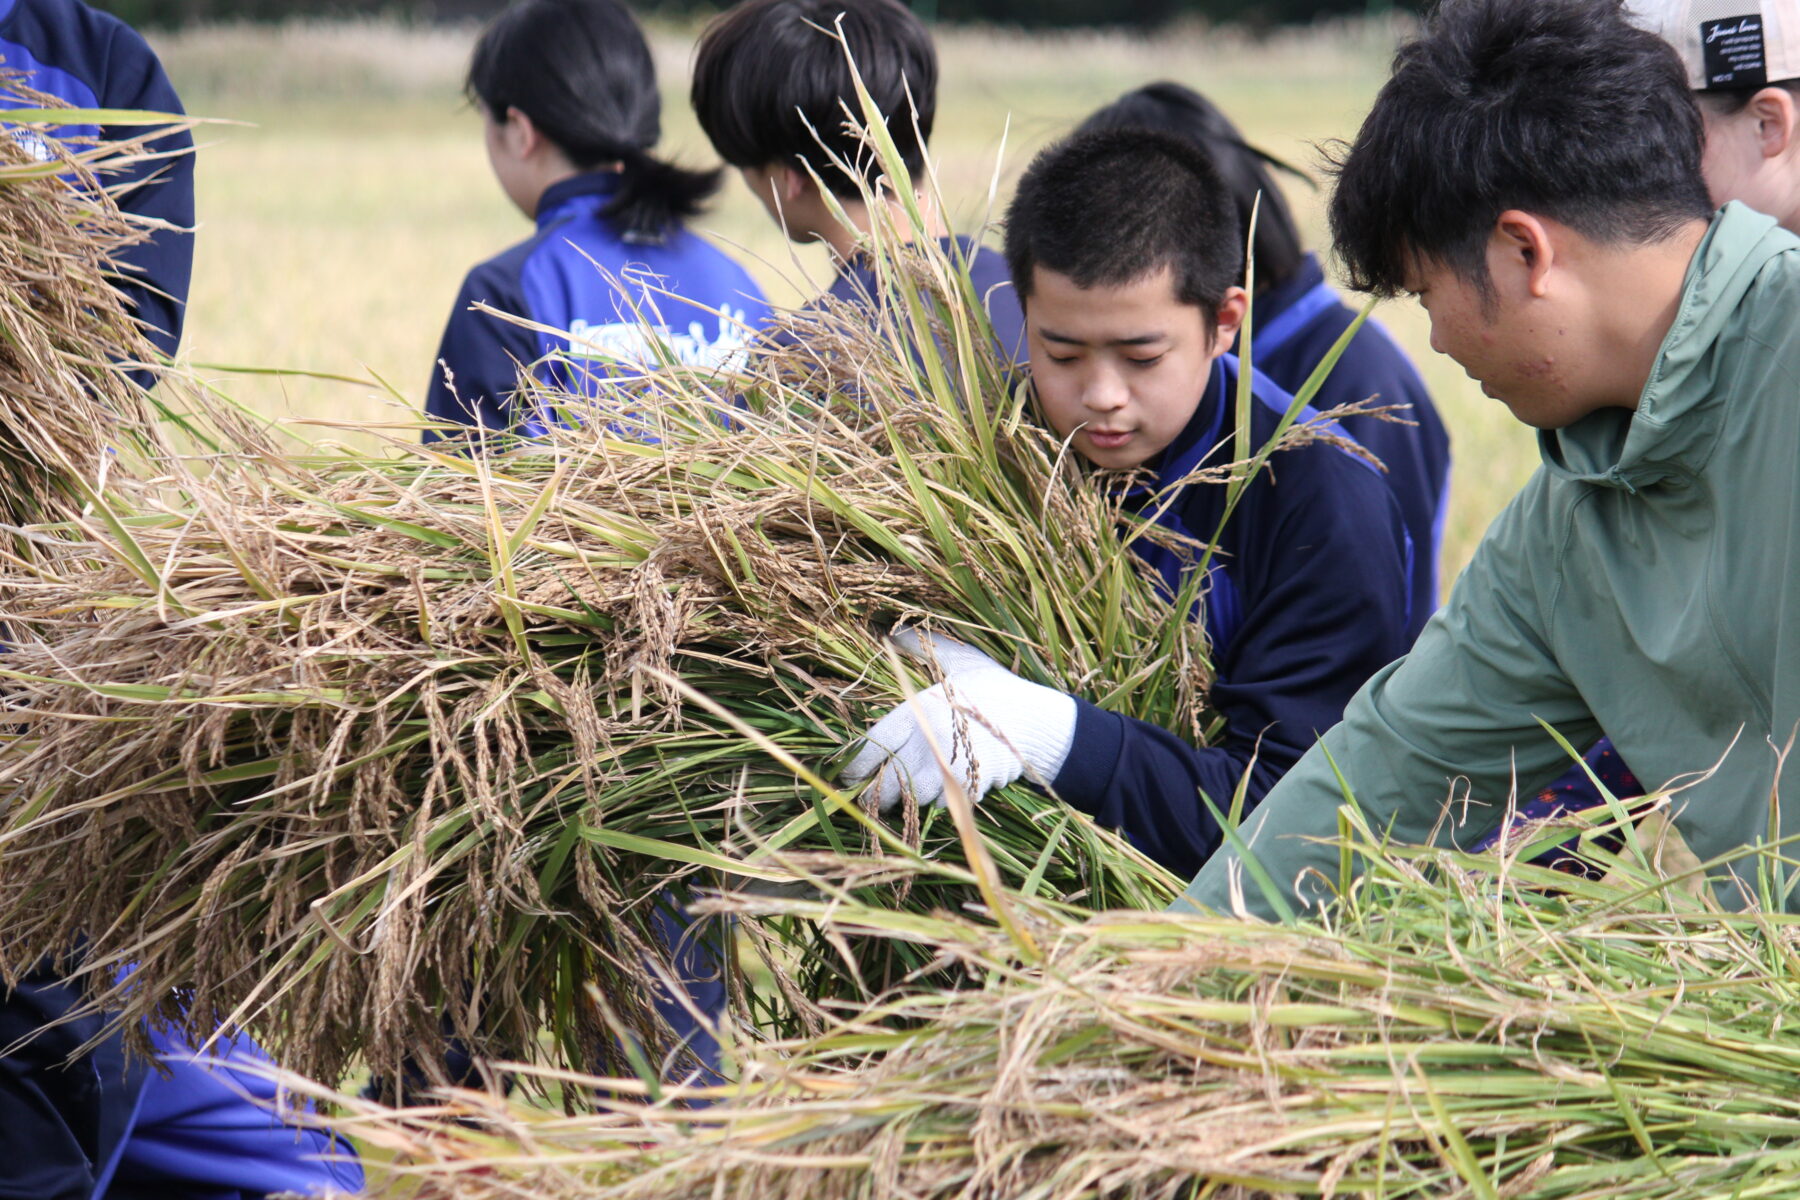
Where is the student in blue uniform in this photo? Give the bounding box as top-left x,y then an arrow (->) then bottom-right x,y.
690,0 -> 1024,365
0,0 -> 194,361
843,130 -> 1413,880
426,0 -> 770,440
1080,83 -> 1450,637
417,0 -> 739,1095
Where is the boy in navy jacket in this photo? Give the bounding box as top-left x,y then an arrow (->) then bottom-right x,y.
844,130 -> 1413,880
0,0 -> 193,360
690,0 -> 1024,365
1080,82 -> 1450,638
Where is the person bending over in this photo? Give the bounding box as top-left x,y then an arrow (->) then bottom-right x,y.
843,129 -> 1412,880
1,7 -> 360,1198
1184,0 -> 1797,918
1080,82 -> 1449,639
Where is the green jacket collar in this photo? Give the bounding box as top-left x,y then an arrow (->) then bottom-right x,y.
1539,202 -> 1786,492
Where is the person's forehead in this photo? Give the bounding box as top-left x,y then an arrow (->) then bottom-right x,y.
1027,263 -> 1192,322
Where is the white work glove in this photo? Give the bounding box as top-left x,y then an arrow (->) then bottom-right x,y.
843,626 -> 1077,811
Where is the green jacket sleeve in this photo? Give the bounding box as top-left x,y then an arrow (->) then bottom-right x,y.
1176,482 -> 1604,920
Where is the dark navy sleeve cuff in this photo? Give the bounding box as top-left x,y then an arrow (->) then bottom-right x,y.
1049,698 -> 1126,816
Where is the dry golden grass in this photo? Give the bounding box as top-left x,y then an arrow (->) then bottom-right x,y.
315,806 -> 1800,1200
0,80 -> 164,524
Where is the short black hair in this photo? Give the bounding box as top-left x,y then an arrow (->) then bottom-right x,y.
691,0 -> 937,197
1004,128 -> 1244,326
1078,82 -> 1309,289
1329,0 -> 1713,298
468,0 -> 718,239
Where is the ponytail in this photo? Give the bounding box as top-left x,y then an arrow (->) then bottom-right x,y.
607,150 -> 722,243
469,0 -> 716,241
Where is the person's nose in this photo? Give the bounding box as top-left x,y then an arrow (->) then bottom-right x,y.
1426,319 -> 1447,359
1083,366 -> 1129,413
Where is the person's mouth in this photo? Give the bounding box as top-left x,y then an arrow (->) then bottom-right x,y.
1084,427 -> 1133,449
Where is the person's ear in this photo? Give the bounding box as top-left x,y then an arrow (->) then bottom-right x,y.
503,106 -> 542,159
1492,210 -> 1555,299
1748,86 -> 1800,160
773,163 -> 814,205
1211,285 -> 1249,349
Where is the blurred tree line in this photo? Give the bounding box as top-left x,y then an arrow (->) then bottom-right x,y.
93,0 -> 1416,30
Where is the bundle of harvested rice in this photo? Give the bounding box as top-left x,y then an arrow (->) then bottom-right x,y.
0,191 -> 1386,1084
0,67 -> 1384,1084
323,803 -> 1800,1200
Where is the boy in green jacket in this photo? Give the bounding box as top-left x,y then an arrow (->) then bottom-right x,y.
1182,0 -> 1800,918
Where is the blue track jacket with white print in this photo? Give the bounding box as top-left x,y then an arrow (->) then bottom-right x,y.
425,172 -> 770,439
1046,354 -> 1412,880
0,0 -> 194,359
1246,254 -> 1450,639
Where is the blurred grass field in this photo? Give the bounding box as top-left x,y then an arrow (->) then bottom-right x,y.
150,16 -> 1537,591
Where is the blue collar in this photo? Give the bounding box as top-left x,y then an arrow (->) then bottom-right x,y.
0,1 -> 15,25
1246,253 -> 1338,359
533,171 -> 624,228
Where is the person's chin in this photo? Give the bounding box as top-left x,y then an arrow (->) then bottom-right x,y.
1488,388 -> 1572,430
1484,384 -> 1537,423
1080,444 -> 1152,471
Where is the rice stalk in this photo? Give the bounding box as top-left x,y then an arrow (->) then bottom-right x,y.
307,799 -> 1800,1200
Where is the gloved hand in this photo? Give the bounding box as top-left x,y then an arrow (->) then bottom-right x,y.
843,626 -> 1077,811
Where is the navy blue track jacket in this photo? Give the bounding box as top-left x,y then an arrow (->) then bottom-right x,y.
1047,354 -> 1413,880
1,967 -> 363,1200
425,172 -> 771,439
1245,254 -> 1450,639
0,0 -> 194,359
0,974 -> 141,1200
813,235 -> 1025,367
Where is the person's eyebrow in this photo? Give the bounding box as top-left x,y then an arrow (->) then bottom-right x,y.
1037,329 -> 1169,347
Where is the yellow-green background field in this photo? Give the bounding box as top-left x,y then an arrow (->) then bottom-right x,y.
150,16 -> 1538,593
